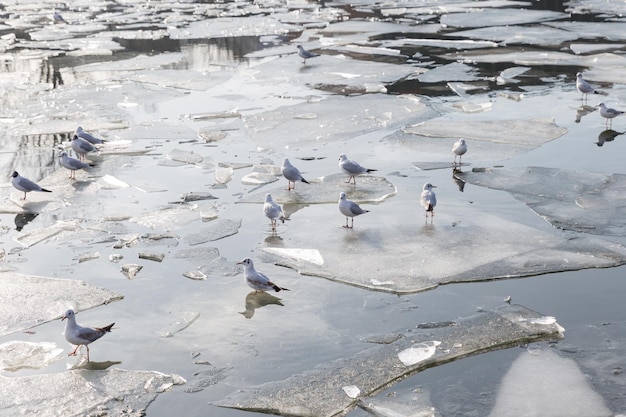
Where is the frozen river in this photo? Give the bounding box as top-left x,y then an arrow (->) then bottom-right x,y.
0,0 -> 626,416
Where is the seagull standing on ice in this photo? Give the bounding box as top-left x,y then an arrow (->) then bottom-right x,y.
281,158 -> 310,190
598,102 -> 625,128
338,192 -> 369,229
263,193 -> 287,231
61,309 -> 114,362
576,72 -> 600,100
59,151 -> 94,180
420,183 -> 437,220
452,138 -> 467,166
11,171 -> 52,200
75,126 -> 106,145
297,45 -> 320,64
71,135 -> 98,160
237,258 -> 290,293
338,153 -> 377,185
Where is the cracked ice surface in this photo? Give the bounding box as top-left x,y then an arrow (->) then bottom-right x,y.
0,273 -> 123,336
459,166 -> 626,236
216,304 -> 564,417
0,368 -> 185,417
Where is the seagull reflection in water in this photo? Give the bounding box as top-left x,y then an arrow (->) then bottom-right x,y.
596,129 -> 625,147
240,291 -> 284,319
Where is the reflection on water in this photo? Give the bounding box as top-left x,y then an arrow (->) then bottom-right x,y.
240,291 -> 284,319
596,129 -> 624,147
14,212 -> 38,231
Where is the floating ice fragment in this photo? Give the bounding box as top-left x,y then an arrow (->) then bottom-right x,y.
184,219 -> 241,245
342,385 -> 361,399
241,172 -> 279,185
0,369 -> 185,416
168,148 -> 204,164
121,264 -> 143,279
109,254 -> 124,262
398,341 -> 441,366
182,270 -> 207,280
0,341 -> 64,372
139,252 -> 164,262
160,311 -> 200,337
216,305 -> 563,416
261,248 -> 324,266
0,272 -> 123,336
74,251 -> 100,263
215,166 -> 234,184
15,220 -> 79,248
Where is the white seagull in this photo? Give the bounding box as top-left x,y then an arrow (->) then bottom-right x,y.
598,102 -> 624,128
263,193 -> 287,231
62,309 -> 114,362
338,192 -> 369,229
576,72 -> 600,100
338,153 -> 377,185
452,138 -> 467,166
11,171 -> 52,200
281,158 -> 310,190
297,45 -> 320,64
75,126 -> 106,145
237,257 -> 290,293
59,151 -> 94,180
71,135 -> 99,160
420,183 -> 437,219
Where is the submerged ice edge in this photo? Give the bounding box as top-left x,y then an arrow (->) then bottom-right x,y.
215,304 -> 564,417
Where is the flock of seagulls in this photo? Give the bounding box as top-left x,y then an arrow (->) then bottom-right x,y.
576,72 -> 624,128
10,126 -> 102,200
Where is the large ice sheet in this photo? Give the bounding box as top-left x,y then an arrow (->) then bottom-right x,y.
0,368 -> 185,417
216,304 -> 564,417
488,348 -> 612,417
440,9 -> 566,28
260,213 -> 626,294
0,272 -> 123,336
459,166 -> 626,236
239,173 -> 396,205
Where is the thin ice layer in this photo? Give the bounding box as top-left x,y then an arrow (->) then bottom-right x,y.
0,368 -> 185,417
215,304 -> 563,417
459,166 -> 626,236
0,273 -> 123,336
488,349 -> 612,417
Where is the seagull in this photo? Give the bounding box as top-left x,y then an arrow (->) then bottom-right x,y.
598,102 -> 624,128
297,45 -> 320,64
59,151 -> 94,180
71,135 -> 98,160
338,153 -> 377,185
420,183 -> 437,219
61,309 -> 114,362
264,193 -> 287,231
452,138 -> 467,166
576,72 -> 600,100
11,171 -> 52,200
53,11 -> 68,24
237,257 -> 290,293
75,126 -> 106,145
338,192 -> 369,229
281,158 -> 310,190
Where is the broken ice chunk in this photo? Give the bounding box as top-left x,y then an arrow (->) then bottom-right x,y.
167,148 -> 204,164
342,385 -> 361,399
182,270 -> 207,280
73,251 -> 100,263
138,252 -> 165,262
121,264 -> 143,279
398,341 -> 441,366
160,311 -> 200,337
